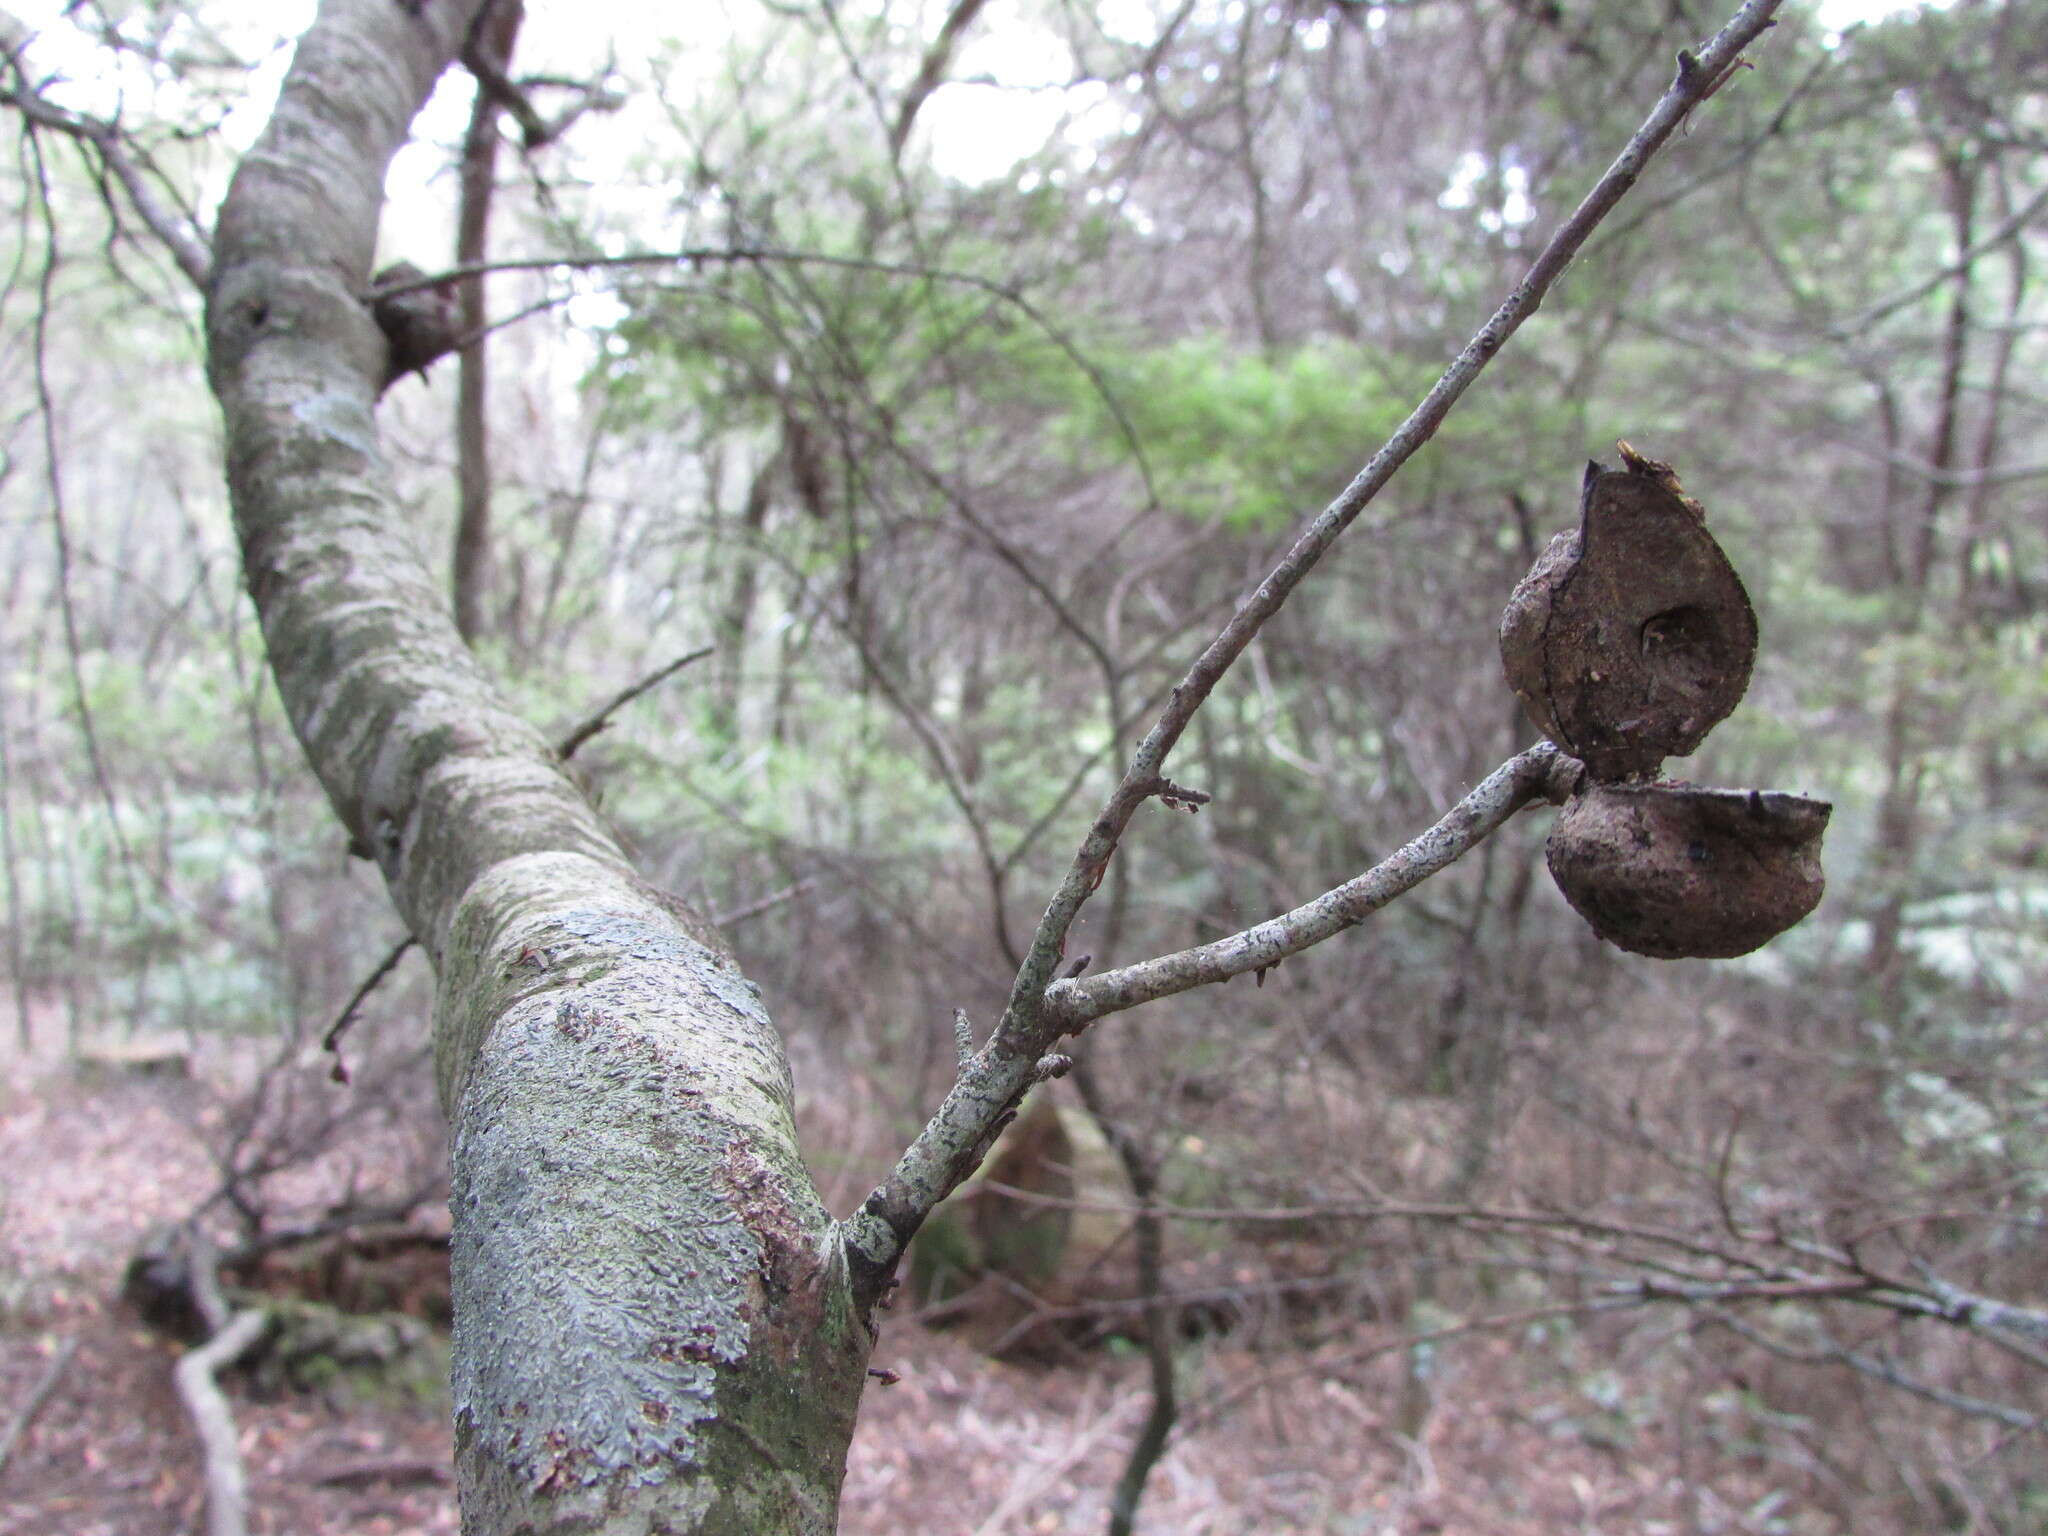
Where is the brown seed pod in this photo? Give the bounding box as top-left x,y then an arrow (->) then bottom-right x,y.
1501,445 -> 1757,782
1546,782 -> 1830,959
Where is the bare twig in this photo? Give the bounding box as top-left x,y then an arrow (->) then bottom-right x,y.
710,878 -> 816,929
0,1335 -> 75,1483
554,644 -> 714,759
968,1391 -> 1142,1536
319,937 -> 417,1083
1044,746 -> 1573,1029
0,16 -> 211,288
1711,1313 -> 2042,1432
367,247 -> 1159,507
1070,1060 -> 1178,1536
463,28 -> 620,150
1834,177 -> 2048,339
1000,1 -> 1787,1027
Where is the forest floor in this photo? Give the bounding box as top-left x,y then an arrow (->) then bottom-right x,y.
0,1042 -> 1806,1536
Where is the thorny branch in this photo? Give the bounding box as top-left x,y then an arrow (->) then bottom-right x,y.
839,0 -> 1787,1305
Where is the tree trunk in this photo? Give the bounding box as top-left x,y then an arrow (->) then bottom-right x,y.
202,3 -> 872,1529
449,0 -> 520,645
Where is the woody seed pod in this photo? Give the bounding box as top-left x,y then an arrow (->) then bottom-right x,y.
1546,782 -> 1830,959
1500,444 -> 1757,782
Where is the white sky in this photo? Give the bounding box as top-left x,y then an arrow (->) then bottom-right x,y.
7,1 -> 1957,202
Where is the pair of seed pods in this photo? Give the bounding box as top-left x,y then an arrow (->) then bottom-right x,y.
1500,444 -> 1829,959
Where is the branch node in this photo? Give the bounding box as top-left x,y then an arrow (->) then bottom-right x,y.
951,1009 -> 975,1071
1031,1053 -> 1074,1084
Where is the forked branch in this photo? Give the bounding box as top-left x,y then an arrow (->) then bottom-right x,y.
839,0 -> 1786,1305
1044,746 -> 1577,1030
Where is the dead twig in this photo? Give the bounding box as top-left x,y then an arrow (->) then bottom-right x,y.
320,936 -> 416,1084
0,1335 -> 76,1483
710,877 -> 816,930
1045,746 -> 1572,1028
554,644 -> 714,759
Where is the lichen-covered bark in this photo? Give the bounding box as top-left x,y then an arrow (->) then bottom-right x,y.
202,3 -> 869,1529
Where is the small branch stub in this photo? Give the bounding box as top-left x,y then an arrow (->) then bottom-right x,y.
1151,778 -> 1211,813
369,262 -> 461,391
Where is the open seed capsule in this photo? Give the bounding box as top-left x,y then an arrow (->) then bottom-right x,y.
1546,782 -> 1830,959
1500,445 -> 1757,782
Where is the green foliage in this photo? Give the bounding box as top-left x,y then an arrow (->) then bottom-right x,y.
1065,337 -> 1416,530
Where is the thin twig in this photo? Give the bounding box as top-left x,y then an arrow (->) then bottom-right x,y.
368,247 -> 1160,508
0,1335 -> 76,1483
554,644 -> 714,759
1044,745 -> 1572,1028
319,938 -> 416,1083
0,21 -> 212,288
1834,178 -> 2048,339
1711,1313 -> 2042,1432
710,877 -> 816,929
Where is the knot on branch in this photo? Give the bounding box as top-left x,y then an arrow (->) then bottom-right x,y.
368,263 -> 461,391
1030,1053 -> 1073,1083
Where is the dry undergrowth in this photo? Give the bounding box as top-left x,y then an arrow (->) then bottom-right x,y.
0,1027 -> 2022,1535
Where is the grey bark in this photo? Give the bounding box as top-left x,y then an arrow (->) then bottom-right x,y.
202,2 -> 869,1530
176,1309 -> 271,1536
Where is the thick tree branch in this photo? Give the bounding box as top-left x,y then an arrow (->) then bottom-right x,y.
206,2 -> 866,1527
320,642 -> 715,1078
